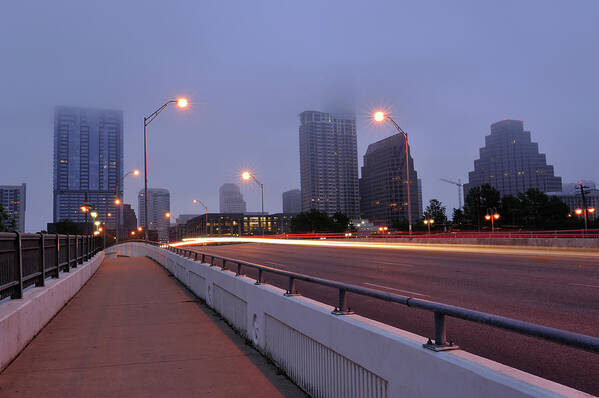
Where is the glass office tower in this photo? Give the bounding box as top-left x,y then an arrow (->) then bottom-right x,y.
53,106 -> 123,226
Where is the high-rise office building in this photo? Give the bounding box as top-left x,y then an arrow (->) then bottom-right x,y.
0,183 -> 26,232
282,189 -> 301,214
464,120 -> 561,197
122,203 -> 138,233
219,183 -> 246,213
53,106 -> 123,224
417,179 -> 423,218
359,134 -> 420,226
138,188 -> 170,241
299,110 -> 359,217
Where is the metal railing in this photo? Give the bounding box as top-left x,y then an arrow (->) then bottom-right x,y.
168,246 -> 599,354
0,232 -> 101,300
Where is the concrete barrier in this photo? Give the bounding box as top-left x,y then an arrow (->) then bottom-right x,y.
369,237 -> 599,249
107,243 -> 589,398
0,251 -> 104,371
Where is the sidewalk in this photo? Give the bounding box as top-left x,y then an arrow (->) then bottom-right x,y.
0,257 -> 305,397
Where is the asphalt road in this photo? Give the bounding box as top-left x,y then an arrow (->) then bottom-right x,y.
189,242 -> 599,395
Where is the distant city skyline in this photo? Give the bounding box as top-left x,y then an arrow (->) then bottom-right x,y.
138,188 -> 170,241
1,2 -> 597,232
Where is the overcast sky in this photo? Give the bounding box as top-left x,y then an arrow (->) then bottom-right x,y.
1,1 -> 598,232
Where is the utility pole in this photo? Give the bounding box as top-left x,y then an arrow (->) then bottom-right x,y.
578,182 -> 590,232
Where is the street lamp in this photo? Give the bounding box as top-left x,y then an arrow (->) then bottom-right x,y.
574,207 -> 595,232
114,168 -> 140,244
484,208 -> 500,233
373,111 -> 414,234
193,199 -> 209,236
143,97 -> 189,241
241,170 -> 265,235
423,218 -> 435,235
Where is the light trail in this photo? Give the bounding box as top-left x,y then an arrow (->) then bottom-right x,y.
168,237 -> 599,258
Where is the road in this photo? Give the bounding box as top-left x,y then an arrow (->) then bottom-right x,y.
187,242 -> 599,395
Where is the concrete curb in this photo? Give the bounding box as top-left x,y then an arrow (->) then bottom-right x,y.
0,252 -> 105,371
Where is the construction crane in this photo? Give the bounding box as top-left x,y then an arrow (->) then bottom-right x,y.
440,178 -> 463,209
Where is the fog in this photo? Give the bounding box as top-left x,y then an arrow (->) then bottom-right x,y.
1,0 -> 597,231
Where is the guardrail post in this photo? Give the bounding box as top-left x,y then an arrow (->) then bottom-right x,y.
284,277 -> 298,296
38,233 -> 46,287
235,262 -> 242,276
65,234 -> 70,272
54,234 -> 60,278
434,312 -> 446,346
423,312 -> 459,351
255,269 -> 264,285
210,256 -> 214,267
194,252 -> 198,261
12,232 -> 24,299
332,289 -> 353,315
201,254 -> 205,263
221,259 -> 226,270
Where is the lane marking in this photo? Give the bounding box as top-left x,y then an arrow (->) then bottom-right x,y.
262,261 -> 288,269
568,283 -> 599,289
363,282 -> 430,297
376,261 -> 414,267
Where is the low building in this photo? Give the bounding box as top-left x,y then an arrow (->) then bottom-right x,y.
184,213 -> 295,237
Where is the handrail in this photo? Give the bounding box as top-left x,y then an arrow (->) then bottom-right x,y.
168,245 -> 599,354
0,232 -> 102,300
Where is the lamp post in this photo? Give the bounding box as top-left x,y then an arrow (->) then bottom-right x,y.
484,208 -> 500,233
114,169 -> 140,244
423,218 -> 435,235
193,199 -> 209,236
241,171 -> 264,235
574,207 -> 595,232
373,111 -> 413,234
143,97 -> 189,241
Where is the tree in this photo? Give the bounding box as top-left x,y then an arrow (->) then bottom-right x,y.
51,220 -> 84,234
464,184 -> 501,230
290,210 -> 351,233
0,204 -> 16,232
451,208 -> 465,228
500,194 -> 520,227
330,212 -> 350,233
424,199 -> 447,226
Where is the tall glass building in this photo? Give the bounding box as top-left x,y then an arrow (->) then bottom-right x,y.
299,110 -> 359,217
53,106 -> 123,225
359,134 -> 420,226
464,120 -> 561,197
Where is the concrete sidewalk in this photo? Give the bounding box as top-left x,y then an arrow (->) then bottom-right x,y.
0,257 -> 305,397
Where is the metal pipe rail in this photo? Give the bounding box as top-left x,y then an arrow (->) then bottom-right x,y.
0,232 -> 101,300
168,246 -> 599,354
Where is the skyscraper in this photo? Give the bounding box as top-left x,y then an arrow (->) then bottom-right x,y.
138,188 -> 170,241
53,106 -> 123,224
359,134 -> 420,226
464,120 -> 561,197
299,110 -> 359,217
282,189 -> 301,214
219,183 -> 246,213
0,183 -> 26,232
122,203 -> 138,233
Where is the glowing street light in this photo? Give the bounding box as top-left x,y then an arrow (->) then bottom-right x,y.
165,212 -> 171,219
94,220 -> 101,227
241,170 -> 265,235
114,168 -> 141,243
143,97 -> 189,241
484,208 -> 500,233
372,110 -> 414,234
423,218 -> 435,235
90,210 -> 98,219
574,208 -> 583,215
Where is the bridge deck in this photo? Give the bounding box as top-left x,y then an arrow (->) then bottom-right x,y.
0,256 -> 304,397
